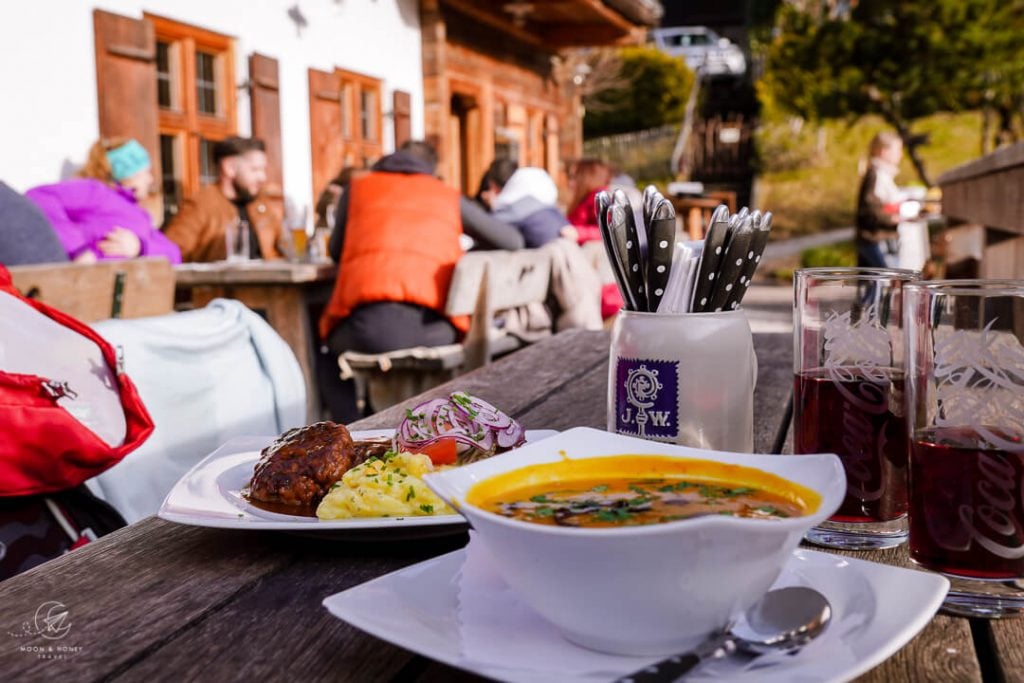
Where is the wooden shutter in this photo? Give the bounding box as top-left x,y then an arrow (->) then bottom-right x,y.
393,90 -> 412,149
308,68 -> 344,209
93,9 -> 161,218
249,53 -> 284,218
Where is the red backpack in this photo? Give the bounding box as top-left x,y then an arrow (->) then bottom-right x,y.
0,265 -> 153,496
1,265 -> 154,579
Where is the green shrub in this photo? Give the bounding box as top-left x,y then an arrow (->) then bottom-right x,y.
800,242 -> 857,268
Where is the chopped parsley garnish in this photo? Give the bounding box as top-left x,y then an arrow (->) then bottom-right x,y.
591,484 -> 609,493
659,481 -> 695,493
419,504 -> 434,514
530,494 -> 552,503
405,486 -> 416,502
535,506 -> 555,517
595,508 -> 632,523
755,505 -> 788,517
723,487 -> 756,496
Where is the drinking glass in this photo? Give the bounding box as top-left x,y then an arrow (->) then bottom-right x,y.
793,267 -> 919,549
904,279 -> 1024,617
225,219 -> 251,262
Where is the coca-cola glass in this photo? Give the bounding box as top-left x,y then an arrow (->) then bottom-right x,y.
905,280 -> 1024,617
794,267 -> 919,549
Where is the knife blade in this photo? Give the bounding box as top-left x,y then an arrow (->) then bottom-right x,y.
644,198 -> 676,313
642,185 -> 659,234
606,202 -> 642,311
689,205 -> 731,312
596,190 -> 634,312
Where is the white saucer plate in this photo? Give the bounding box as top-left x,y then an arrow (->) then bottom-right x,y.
323,537 -> 949,682
157,429 -> 557,538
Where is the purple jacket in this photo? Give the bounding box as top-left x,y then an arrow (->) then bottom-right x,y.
26,179 -> 182,263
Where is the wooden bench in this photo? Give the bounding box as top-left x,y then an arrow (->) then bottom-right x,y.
7,257 -> 175,322
338,249 -> 552,412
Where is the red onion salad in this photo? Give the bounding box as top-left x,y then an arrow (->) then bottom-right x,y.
395,392 -> 525,463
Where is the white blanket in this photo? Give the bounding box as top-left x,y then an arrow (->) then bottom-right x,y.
87,299 -> 305,522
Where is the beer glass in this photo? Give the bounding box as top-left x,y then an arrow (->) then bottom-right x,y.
905,280 -> 1024,617
225,218 -> 251,262
793,267 -> 918,549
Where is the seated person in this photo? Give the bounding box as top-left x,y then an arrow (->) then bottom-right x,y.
480,159 -> 572,248
565,158 -> 622,319
0,181 -> 67,265
320,140 -> 524,422
314,166 -> 359,229
165,136 -> 283,262
565,157 -> 613,245
26,138 -> 182,264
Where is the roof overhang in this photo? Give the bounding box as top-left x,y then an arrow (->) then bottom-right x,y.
440,0 -> 662,48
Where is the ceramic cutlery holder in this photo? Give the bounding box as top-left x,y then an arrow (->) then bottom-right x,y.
607,309 -> 756,453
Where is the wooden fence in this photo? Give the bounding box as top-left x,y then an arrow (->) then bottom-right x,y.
583,115 -> 755,185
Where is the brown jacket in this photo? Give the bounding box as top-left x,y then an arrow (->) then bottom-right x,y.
164,185 -> 283,262
855,167 -> 900,244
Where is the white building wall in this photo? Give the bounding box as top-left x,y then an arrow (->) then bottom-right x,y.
0,0 -> 423,211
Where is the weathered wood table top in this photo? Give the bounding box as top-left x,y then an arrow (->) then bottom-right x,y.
173,260 -> 337,286
0,329 -> 1008,681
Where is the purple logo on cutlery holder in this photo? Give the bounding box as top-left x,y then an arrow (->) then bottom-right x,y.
615,358 -> 678,439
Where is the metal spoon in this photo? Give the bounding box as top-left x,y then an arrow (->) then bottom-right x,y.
615,586 -> 832,683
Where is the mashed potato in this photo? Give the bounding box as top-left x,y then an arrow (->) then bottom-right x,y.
316,451 -> 454,520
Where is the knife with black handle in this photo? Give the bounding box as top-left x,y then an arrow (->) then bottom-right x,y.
689,205 -> 731,312
726,211 -> 772,310
707,215 -> 754,312
614,190 -> 649,312
645,198 -> 676,313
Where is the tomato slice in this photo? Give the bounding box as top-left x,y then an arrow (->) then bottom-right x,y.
413,438 -> 458,466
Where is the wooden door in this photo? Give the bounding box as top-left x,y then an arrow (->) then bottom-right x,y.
250,53 -> 284,220
308,68 -> 344,210
393,90 -> 412,150
93,9 -> 161,220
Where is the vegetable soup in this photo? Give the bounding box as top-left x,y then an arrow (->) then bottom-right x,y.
467,454 -> 818,528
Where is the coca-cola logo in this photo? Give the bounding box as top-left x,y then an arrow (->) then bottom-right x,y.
931,320 -> 1024,559
822,305 -> 893,502
949,451 -> 1024,559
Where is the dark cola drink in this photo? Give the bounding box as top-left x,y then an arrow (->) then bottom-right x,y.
909,427 -> 1024,579
794,370 -> 908,523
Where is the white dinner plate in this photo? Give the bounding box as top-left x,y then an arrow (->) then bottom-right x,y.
157,429 -> 558,538
323,535 -> 950,682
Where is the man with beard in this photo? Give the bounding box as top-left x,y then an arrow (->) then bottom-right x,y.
165,137 -> 283,261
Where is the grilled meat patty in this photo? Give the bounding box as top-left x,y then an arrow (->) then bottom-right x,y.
249,421 -> 355,507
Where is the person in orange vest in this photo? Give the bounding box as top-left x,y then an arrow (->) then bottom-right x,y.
319,140 -> 524,421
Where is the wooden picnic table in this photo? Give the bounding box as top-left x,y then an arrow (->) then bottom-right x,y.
174,260 -> 337,421
0,329 -> 1012,681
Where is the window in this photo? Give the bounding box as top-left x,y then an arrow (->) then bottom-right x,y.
198,138 -> 218,186
360,89 -> 376,141
156,41 -> 175,109
146,13 -> 236,219
337,68 -> 382,167
195,51 -> 218,115
159,134 -> 181,223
